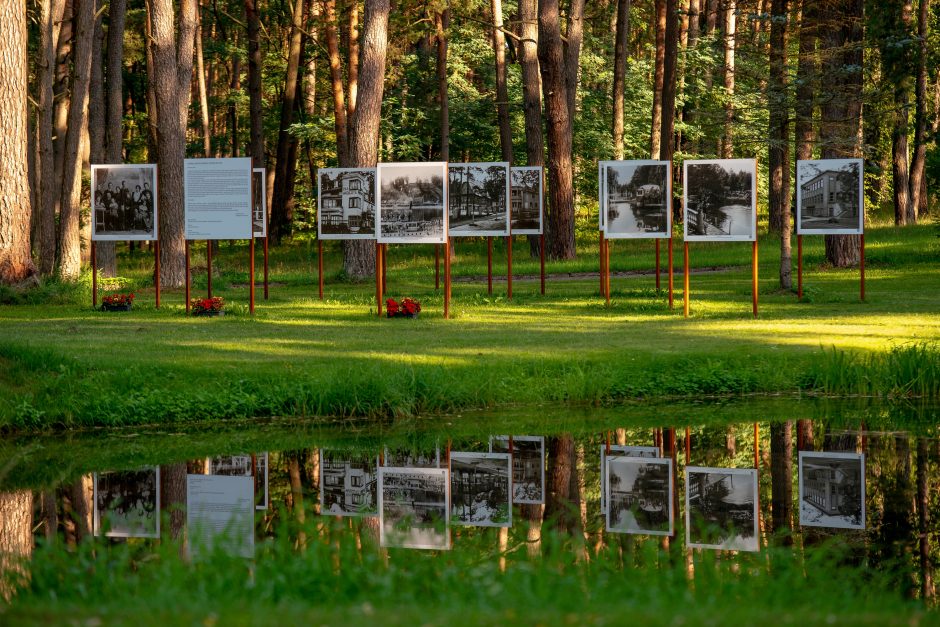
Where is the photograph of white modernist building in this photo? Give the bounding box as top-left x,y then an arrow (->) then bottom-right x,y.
796,159 -> 864,235
317,168 -> 376,239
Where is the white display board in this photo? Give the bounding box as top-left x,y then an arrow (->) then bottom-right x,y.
376,162 -> 448,244
317,167 -> 377,240
798,451 -> 866,530
184,157 -> 253,240
187,474 -> 254,559
796,159 -> 864,235
448,162 -> 510,237
683,159 -> 757,242
510,166 -> 543,235
599,160 -> 672,239
91,164 -> 158,241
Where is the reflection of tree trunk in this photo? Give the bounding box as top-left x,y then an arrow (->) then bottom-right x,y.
725,426 -> 736,457
42,491 -> 58,540
308,448 -> 321,515
797,420 -> 813,451
161,463 -> 187,543
521,503 -> 542,555
770,421 -> 793,544
0,491 -> 33,600
916,438 -> 933,600
544,435 -> 574,532
287,451 -> 307,548
69,476 -> 93,541
877,436 -> 916,597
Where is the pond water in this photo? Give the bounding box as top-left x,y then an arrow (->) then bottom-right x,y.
2,397 -> 938,613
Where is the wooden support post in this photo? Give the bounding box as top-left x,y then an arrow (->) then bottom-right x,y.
753,422 -> 759,468
263,236 -> 269,300
206,240 -> 213,298
444,237 -> 451,319
435,244 -> 440,290
154,240 -> 161,309
318,240 -> 324,300
860,234 -> 865,301
605,238 -> 611,307
684,426 -> 690,462
539,234 -> 545,295
487,237 -> 493,294
185,240 -> 191,313
249,238 -> 255,315
668,238 -> 674,309
599,231 -> 605,295
375,241 -> 383,317
381,244 -> 387,294
91,241 -> 97,308
752,239 -> 758,318
507,235 -> 513,300
683,242 -> 690,318
655,239 -> 661,291
797,234 -> 803,300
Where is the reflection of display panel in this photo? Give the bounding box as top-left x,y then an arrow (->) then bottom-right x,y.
489,435 -> 545,505
91,164 -> 158,241
605,457 -> 674,536
319,450 -> 379,517
796,159 -> 864,235
187,474 -> 254,559
798,451 -> 866,530
208,452 -> 269,511
510,166 -> 543,235
93,467 -> 161,539
378,466 -> 450,550
685,466 -> 759,552
599,160 -> 672,239
317,167 -> 377,240
448,162 -> 510,237
599,445 -> 660,514
184,157 -> 253,240
450,452 -> 512,528
382,447 -> 440,468
683,159 -> 757,242
252,168 -> 267,238
376,162 -> 448,244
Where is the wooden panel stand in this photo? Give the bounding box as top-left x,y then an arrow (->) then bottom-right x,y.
381,244 -> 387,294
683,242 -> 689,318
444,237 -> 451,319
206,240 -> 213,298
655,239 -> 661,291
860,233 -> 865,301
507,235 -> 513,300
154,241 -> 161,309
752,239 -> 759,318
249,238 -> 255,315
487,237 -> 493,294
797,234 -> 803,300
185,240 -> 191,313
435,244 -> 440,290
317,240 -> 324,300
91,241 -> 97,308
599,231 -> 605,295
539,234 -> 545,295
263,236 -> 269,300
375,241 -> 383,317
668,238 -> 674,309
605,238 -> 611,307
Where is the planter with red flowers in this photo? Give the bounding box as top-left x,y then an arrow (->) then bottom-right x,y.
386,297 -> 421,319
101,293 -> 135,312
191,296 -> 225,317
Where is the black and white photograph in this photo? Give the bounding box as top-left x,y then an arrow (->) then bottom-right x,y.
317,167 -> 376,239
490,435 -> 545,504
252,168 -> 267,238
448,162 -> 509,237
799,451 -> 866,530
376,162 -> 447,244
510,166 -> 543,234
605,457 -> 673,536
208,452 -> 269,511
93,467 -> 160,538
600,161 -> 671,239
685,467 -> 759,552
383,447 -> 441,468
91,164 -> 158,241
683,159 -> 757,242
450,452 -> 512,528
319,450 -> 379,517
796,159 -> 864,235
600,444 -> 660,513
379,467 -> 450,550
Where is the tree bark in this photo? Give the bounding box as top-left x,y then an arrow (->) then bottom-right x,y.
343,0 -> 389,278
794,0 -> 816,162
650,0 -> 666,158
916,438 -> 933,600
688,0 -> 700,44
325,0 -> 349,166
195,3 -> 212,157
538,0 -> 576,260
543,434 -> 575,532
106,0 -> 126,163
436,10 -> 450,161
720,0 -> 736,158
491,0 -> 513,163
768,0 -> 791,289
38,0 -> 66,277
346,0 -> 359,124
769,421 -> 793,543
518,0 -> 543,258
245,0 -> 263,165
160,463 -> 187,541
612,0 -> 631,160
228,31 -> 241,157
148,0 -> 197,288
0,490 -> 33,599
90,1 -> 116,275
908,0 -> 929,220
563,0 -> 584,142
659,0 -> 679,161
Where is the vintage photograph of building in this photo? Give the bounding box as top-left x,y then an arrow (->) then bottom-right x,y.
319,450 -> 379,517
252,168 -> 267,238
683,159 -> 757,241
601,161 -> 671,239
383,447 -> 440,468
490,435 -> 545,504
448,162 -> 509,236
379,467 -> 450,550
796,159 -> 864,235
376,162 -> 447,244
685,467 -> 759,551
605,457 -> 673,536
600,445 -> 660,514
317,167 -> 376,239
450,452 -> 512,528
91,164 -> 158,241
799,451 -> 866,530
93,468 -> 161,538
209,453 -> 269,510
510,166 -> 542,234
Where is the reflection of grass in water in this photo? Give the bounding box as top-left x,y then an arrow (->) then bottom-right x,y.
6,520 -> 929,624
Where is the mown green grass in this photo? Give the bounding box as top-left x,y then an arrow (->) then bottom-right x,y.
0,222 -> 938,432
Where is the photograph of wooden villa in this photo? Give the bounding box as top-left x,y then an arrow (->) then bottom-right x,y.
510,166 -> 542,234
317,168 -> 376,239
319,451 -> 379,516
799,451 -> 865,530
448,162 -> 509,236
377,162 -> 447,244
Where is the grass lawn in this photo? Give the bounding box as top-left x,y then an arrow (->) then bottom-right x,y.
1,220 -> 938,432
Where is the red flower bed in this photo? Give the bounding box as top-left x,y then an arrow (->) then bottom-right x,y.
386,297 -> 421,318
191,296 -> 225,315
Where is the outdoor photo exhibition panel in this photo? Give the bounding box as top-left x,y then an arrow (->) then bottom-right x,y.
798,451 -> 866,530
93,468 -> 161,539
319,450 -> 379,517
378,467 -> 451,550
795,158 -> 866,301
682,158 -> 759,318
599,445 -> 660,514
252,168 -> 268,238
208,452 -> 269,511
187,474 -> 255,559
490,435 -> 545,505
316,168 -> 377,240
605,457 -> 674,536
450,452 -> 513,528
383,447 -> 441,468
685,467 -> 759,552
448,162 -> 510,237
510,166 -> 543,235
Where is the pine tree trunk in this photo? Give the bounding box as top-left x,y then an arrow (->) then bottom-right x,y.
720,0 -> 736,158
612,0 -> 631,160
90,3 -> 116,275
794,0 -> 816,162
436,10 -> 449,161
491,0 -> 513,163
343,0 -> 389,278
908,0 -> 929,220
518,0 -> 543,258
195,5 -> 212,157
346,0 -> 359,122
105,0 -> 126,162
538,0 -> 576,260
246,0 -> 264,165
659,0 -> 679,161
650,0 -> 666,158
769,421 -> 793,543
229,32 -> 240,157
563,0 -> 584,142
52,0 -> 73,271
768,0 -> 791,288
38,0 -> 66,277
325,0 -> 349,166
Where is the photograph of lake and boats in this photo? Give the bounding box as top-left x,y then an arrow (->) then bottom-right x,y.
2,0 -> 940,624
